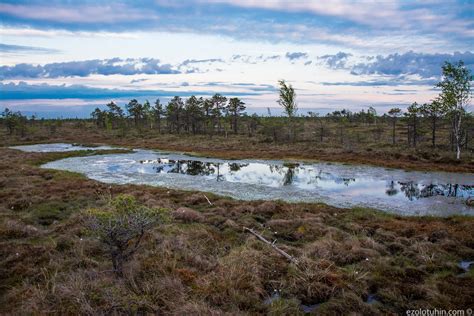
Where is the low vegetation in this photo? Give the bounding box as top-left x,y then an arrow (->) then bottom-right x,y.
85,195 -> 169,277
0,147 -> 473,314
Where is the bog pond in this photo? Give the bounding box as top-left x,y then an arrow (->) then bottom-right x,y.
12,143 -> 474,216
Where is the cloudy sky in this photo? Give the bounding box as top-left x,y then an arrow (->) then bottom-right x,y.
0,0 -> 473,117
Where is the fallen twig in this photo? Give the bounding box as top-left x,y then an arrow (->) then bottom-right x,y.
203,194 -> 213,205
243,227 -> 298,265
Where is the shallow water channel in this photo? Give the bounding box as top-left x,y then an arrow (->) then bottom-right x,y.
28,144 -> 474,216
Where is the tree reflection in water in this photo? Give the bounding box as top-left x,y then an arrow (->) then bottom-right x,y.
390,181 -> 472,200
386,181 -> 399,196
282,167 -> 295,186
229,163 -> 248,172
267,165 -> 294,186
139,159 -> 472,201
145,159 -> 251,181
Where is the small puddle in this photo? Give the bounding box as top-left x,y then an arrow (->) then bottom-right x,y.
366,293 -> 379,305
454,260 -> 473,277
458,260 -> 473,272
263,290 -> 321,314
263,290 -> 281,305
301,303 -> 321,313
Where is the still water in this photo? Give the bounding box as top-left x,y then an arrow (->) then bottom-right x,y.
38,147 -> 473,216
10,143 -> 120,152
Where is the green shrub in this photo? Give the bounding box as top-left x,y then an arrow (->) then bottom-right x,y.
85,195 -> 168,277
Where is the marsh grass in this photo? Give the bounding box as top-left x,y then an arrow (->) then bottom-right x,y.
0,147 -> 473,314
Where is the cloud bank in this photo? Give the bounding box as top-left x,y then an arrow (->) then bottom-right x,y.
0,81 -> 270,100
320,51 -> 474,79
0,58 -> 179,79
350,51 -> 474,78
0,43 -> 59,53
1,0 -> 472,52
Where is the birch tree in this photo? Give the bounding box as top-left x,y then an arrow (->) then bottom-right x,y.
436,61 -> 472,159
277,80 -> 297,141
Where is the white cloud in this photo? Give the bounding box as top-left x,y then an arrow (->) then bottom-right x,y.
200,0 -> 472,35
0,3 -> 150,23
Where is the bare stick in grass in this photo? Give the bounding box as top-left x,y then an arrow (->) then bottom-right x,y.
243,227 -> 298,265
203,194 -> 213,205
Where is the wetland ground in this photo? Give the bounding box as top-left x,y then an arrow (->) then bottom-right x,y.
0,144 -> 473,314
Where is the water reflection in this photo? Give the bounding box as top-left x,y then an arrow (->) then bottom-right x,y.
397,182 -> 472,200
386,181 -> 399,196
41,149 -> 474,215
138,158 -> 473,201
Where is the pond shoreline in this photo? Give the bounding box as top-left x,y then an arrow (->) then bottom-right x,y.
4,129 -> 474,173
16,143 -> 471,217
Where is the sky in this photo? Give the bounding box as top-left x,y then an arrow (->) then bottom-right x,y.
0,0 -> 473,118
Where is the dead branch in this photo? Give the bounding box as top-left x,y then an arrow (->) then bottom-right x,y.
203,194 -> 213,205
243,227 -> 298,265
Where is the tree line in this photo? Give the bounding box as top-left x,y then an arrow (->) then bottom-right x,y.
90,94 -> 247,136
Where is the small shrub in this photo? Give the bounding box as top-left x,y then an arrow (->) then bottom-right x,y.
85,194 -> 168,277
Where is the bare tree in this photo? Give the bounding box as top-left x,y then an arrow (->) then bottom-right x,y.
308,111 -> 325,142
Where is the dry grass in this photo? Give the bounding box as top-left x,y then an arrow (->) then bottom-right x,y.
172,207 -> 204,223
0,146 -> 473,314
